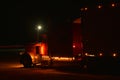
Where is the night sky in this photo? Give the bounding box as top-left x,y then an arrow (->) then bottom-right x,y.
6,0 -> 80,45
5,0 -> 119,45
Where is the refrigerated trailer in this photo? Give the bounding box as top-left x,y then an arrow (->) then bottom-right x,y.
80,2 -> 120,70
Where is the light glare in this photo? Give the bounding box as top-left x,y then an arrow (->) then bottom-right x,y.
38,26 -> 42,30
73,45 -> 76,48
113,53 -> 117,57
99,53 -> 103,56
98,5 -> 102,8
85,53 -> 88,56
85,7 -> 88,10
112,3 -> 115,7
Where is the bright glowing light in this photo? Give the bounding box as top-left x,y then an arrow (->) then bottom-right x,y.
113,53 -> 117,57
42,56 -> 51,60
31,55 -> 34,59
73,45 -> 76,48
98,5 -> 102,8
89,54 -> 95,57
112,3 -> 115,7
52,57 -> 74,61
41,45 -> 44,55
99,53 -> 103,56
30,54 -> 35,62
85,53 -> 95,57
73,57 -> 75,60
85,53 -> 88,56
53,57 -> 59,60
40,43 -> 47,55
38,25 -> 42,30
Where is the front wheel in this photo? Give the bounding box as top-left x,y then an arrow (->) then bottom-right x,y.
20,53 -> 32,68
23,60 -> 32,68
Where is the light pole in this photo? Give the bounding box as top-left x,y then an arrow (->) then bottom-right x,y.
37,25 -> 42,42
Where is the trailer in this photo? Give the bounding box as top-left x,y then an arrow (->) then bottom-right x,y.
80,2 -> 120,70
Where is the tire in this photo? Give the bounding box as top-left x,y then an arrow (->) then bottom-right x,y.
20,53 -> 32,68
23,60 -> 32,68
23,64 -> 31,68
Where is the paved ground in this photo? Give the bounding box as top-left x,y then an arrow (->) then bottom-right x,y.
0,61 -> 120,80
0,52 -> 120,80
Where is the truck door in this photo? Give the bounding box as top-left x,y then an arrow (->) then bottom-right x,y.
35,46 -> 42,63
36,46 -> 40,54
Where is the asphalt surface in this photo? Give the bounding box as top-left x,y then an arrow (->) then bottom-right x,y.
0,52 -> 120,80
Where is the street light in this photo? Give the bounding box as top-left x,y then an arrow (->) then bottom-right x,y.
37,25 -> 42,30
37,25 -> 42,42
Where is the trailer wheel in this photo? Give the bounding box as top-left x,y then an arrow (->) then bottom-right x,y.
20,53 -> 32,68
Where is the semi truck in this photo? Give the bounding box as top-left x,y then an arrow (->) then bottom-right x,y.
20,2 -> 120,70
19,17 -> 82,68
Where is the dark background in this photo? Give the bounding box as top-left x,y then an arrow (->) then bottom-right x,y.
6,0 -> 80,45
3,0 -> 119,45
